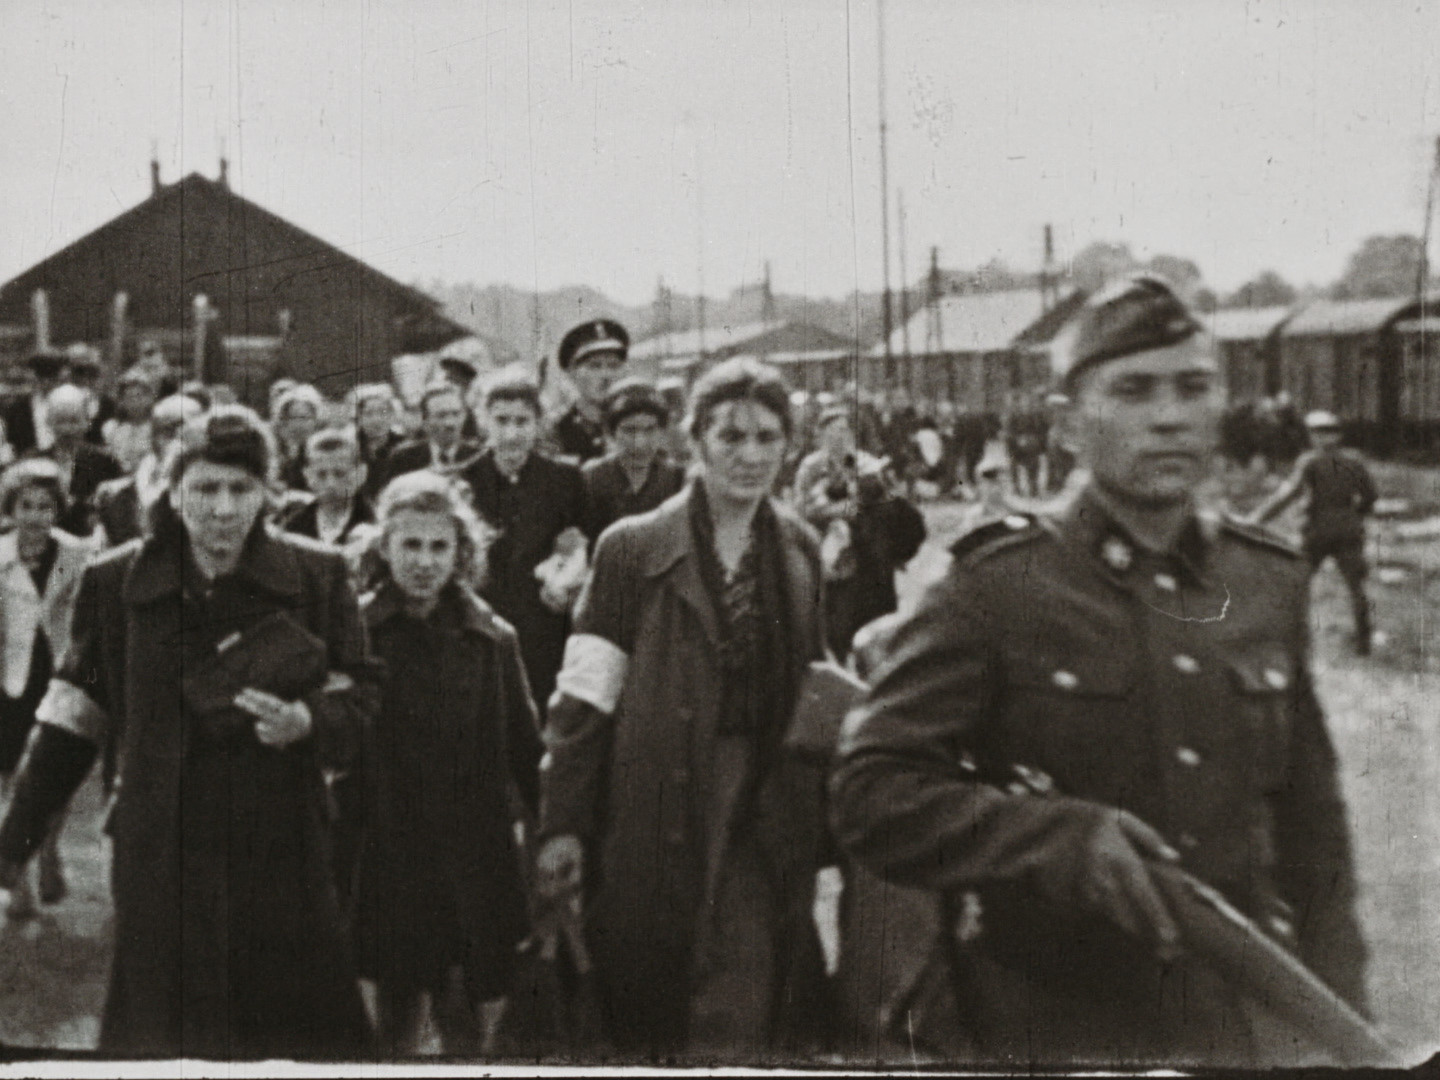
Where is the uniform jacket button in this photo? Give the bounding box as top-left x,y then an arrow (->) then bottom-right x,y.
1153,572 -> 1178,592
1051,670 -> 1079,691
1178,832 -> 1199,850
1263,668 -> 1289,690
1175,746 -> 1202,767
1172,654 -> 1200,675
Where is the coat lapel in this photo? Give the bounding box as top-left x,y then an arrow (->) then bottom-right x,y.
637,488 -> 721,648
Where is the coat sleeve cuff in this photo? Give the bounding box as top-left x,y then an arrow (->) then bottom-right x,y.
34,679 -> 108,745
554,633 -> 628,716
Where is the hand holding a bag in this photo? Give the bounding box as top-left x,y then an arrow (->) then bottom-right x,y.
234,688 -> 313,749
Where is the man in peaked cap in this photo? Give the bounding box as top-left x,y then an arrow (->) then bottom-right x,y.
1252,409 -> 1378,655
831,275 -> 1365,1066
549,318 -> 630,464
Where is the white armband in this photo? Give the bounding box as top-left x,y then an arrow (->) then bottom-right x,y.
35,679 -> 109,745
554,633 -> 629,715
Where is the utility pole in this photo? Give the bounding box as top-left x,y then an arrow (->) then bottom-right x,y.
1417,136 -> 1440,305
1041,224 -> 1056,311
898,189 -> 912,375
925,246 -> 943,356
877,0 -> 895,400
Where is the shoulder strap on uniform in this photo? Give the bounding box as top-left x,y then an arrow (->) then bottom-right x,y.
1218,513 -> 1303,558
948,512 -> 1046,565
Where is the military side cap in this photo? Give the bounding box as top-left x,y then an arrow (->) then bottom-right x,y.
1053,275 -> 1204,387
604,377 -> 668,431
438,355 -> 480,382
1304,409 -> 1341,431
558,318 -> 630,370
25,351 -> 67,380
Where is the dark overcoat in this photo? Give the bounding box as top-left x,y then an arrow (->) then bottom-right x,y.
832,487 -> 1366,1067
352,582 -> 542,997
468,449 -> 587,710
56,524 -> 377,1058
540,488 -> 832,1052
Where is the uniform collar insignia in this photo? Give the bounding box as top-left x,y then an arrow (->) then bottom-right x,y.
1100,535 -> 1133,572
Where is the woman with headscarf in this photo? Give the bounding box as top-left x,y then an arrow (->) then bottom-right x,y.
535,358 -> 835,1061
0,405 -> 376,1058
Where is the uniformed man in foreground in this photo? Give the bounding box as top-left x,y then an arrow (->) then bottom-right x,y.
551,318 -> 630,464
830,276 -> 1366,1067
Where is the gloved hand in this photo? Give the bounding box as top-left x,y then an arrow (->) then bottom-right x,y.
1035,802 -> 1183,961
535,834 -> 584,902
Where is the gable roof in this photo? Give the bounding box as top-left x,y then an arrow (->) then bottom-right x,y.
1207,305 -> 1293,342
874,288 -> 1047,356
1280,296 -> 1414,338
0,172 -> 466,340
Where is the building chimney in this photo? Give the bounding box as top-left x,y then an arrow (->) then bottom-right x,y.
31,290 -> 50,352
218,157 -> 228,188
150,157 -> 161,194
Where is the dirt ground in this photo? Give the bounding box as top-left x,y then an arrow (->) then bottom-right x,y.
1,476 -> 1437,1062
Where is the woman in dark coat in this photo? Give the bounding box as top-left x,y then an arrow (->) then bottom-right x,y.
536,358 -> 835,1061
0,406 -> 375,1059
352,470 -> 543,1055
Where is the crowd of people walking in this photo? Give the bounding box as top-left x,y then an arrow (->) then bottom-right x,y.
0,284 -> 1381,1066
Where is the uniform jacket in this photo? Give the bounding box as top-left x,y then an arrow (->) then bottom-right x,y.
580,452 -> 686,542
0,528 -> 94,699
468,449 -> 587,710
832,487 -> 1365,1065
1298,447 -> 1378,543
550,405 -> 607,464
40,524 -> 377,1057
539,486 -> 831,1047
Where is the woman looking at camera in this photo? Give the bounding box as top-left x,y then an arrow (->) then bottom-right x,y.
0,406 -> 375,1058
352,470 -> 542,1056
536,358 -> 835,1060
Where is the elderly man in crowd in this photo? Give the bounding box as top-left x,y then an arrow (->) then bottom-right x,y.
33,385 -> 123,538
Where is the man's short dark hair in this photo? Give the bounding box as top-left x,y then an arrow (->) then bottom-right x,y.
418,381 -> 465,419
481,368 -> 544,416
305,426 -> 362,463
684,357 -> 793,441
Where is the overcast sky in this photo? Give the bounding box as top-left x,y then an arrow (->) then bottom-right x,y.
3,0 -> 1437,306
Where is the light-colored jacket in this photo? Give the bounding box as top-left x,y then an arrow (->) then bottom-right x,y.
0,528 -> 95,699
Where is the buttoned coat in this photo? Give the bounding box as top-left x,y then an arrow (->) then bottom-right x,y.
540,487 -> 831,1049
832,487 -> 1365,1066
51,524 -> 377,1057
468,449 -> 587,710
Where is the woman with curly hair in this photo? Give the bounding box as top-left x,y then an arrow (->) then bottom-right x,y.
353,469 -> 544,1055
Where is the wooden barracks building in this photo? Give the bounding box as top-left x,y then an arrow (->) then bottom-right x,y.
0,160 -> 468,407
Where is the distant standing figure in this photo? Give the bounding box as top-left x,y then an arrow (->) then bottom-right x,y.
1253,410 -> 1378,654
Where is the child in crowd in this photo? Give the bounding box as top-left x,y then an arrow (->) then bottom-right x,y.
352,470 -> 543,1055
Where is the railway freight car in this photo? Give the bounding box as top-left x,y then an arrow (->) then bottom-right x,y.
1277,293 -> 1440,454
